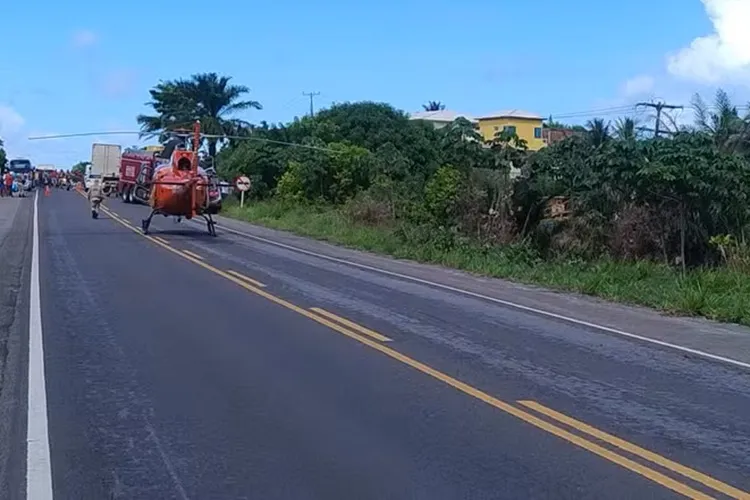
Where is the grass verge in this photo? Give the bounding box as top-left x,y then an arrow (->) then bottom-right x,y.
224,200 -> 750,327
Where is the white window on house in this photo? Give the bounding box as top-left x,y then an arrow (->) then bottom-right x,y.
503,125 -> 516,135
534,127 -> 542,139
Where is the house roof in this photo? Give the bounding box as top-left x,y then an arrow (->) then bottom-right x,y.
477,109 -> 543,120
409,110 -> 478,123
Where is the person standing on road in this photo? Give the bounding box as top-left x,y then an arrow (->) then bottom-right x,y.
3,172 -> 13,197
22,175 -> 31,197
87,178 -> 104,218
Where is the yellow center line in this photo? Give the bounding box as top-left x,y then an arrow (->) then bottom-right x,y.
226,270 -> 266,288
97,203 -> 745,499
153,236 -> 170,245
310,307 -> 392,342
107,211 -> 125,223
518,400 -> 748,499
182,250 -> 204,260
102,209 -> 134,228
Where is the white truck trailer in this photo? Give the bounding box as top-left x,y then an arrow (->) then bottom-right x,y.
89,143 -> 122,194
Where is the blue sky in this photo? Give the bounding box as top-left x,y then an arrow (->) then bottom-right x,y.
1,0 -> 748,166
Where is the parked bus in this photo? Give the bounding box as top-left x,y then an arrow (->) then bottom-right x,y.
8,158 -> 32,175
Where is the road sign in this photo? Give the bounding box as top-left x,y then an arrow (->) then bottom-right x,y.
235,176 -> 251,192
235,176 -> 251,208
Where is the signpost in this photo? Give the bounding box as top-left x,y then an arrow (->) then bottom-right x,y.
235,175 -> 251,208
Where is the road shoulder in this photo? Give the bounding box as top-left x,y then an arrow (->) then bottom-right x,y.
0,197 -> 33,499
215,213 -> 750,368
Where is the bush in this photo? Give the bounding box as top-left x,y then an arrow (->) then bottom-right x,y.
275,161 -> 306,202
343,192 -> 393,226
424,165 -> 464,225
711,234 -> 750,273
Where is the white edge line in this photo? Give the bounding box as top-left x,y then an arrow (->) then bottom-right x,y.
27,189 -> 54,498
208,220 -> 750,371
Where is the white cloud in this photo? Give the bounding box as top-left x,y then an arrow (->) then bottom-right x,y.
71,29 -> 97,48
99,68 -> 138,98
0,104 -> 25,138
667,0 -> 750,84
622,75 -> 655,97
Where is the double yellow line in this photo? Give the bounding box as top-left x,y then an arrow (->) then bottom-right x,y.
92,196 -> 748,499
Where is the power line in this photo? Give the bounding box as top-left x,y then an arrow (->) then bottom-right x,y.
302,91 -> 320,117
547,104 -> 637,120
636,101 -> 683,138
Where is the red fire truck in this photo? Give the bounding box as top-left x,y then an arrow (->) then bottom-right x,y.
117,142 -> 224,207
116,148 -> 164,204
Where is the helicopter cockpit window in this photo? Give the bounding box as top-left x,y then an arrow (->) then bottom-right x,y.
177,157 -> 191,171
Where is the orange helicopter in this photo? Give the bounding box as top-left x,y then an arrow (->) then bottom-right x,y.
28,118 -> 332,238
29,120 -> 235,237
141,120 -> 225,236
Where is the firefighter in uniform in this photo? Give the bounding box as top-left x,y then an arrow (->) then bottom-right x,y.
87,179 -> 104,218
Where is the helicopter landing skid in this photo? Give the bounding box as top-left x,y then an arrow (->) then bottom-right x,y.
141,209 -> 158,234
202,213 -> 218,237
142,210 -> 217,236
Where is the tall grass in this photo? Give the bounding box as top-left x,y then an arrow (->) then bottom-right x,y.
224,200 -> 750,326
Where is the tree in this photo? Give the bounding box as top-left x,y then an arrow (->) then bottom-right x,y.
544,117 -> 569,128
586,118 -> 611,147
439,117 -> 489,172
422,101 -> 445,111
691,88 -> 750,154
137,72 -> 262,158
0,138 -> 7,174
624,131 -> 748,266
544,117 -> 586,132
614,117 -> 639,142
71,161 -> 90,177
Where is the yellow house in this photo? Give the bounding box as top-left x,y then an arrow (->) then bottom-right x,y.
476,110 -> 546,151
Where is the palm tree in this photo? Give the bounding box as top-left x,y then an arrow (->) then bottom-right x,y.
586,118 -> 611,147
613,117 -> 639,141
691,88 -> 750,154
422,101 -> 445,111
137,72 -> 262,158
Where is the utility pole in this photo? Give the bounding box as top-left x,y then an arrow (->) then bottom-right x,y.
636,101 -> 683,138
302,91 -> 320,117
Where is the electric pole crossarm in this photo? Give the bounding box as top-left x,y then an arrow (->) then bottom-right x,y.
636,101 -> 684,138
302,91 -> 321,117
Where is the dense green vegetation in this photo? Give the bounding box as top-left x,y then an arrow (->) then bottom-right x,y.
0,138 -> 7,173
70,161 -> 89,177
139,74 -> 750,325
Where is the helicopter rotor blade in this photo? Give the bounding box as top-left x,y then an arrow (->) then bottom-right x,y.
27,129 -> 339,153
27,131 -> 142,140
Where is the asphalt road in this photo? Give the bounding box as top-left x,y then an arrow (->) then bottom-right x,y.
4,188 -> 750,499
